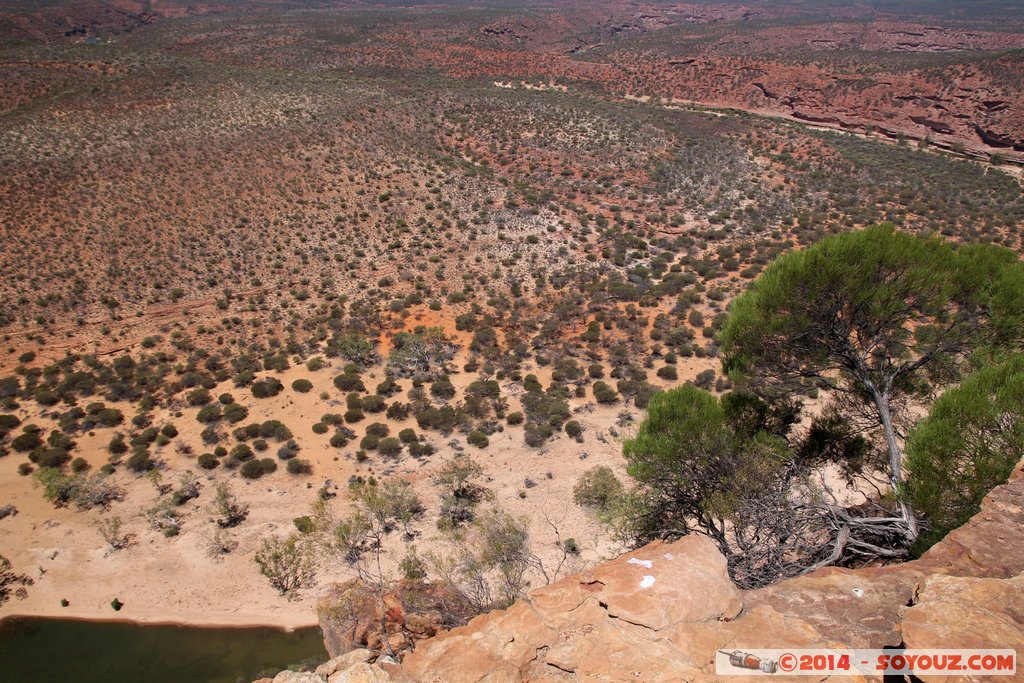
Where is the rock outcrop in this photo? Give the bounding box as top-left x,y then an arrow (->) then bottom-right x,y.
317,579 -> 478,660
298,469 -> 1024,683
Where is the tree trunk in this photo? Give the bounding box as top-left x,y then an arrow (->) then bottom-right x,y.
872,390 -> 919,542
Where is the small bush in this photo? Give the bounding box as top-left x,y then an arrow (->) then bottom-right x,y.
657,365 -> 678,381
291,379 -> 314,393
593,381 -> 619,404
223,403 -> 248,424
126,450 -> 154,473
252,378 -> 284,399
196,404 -> 222,424
524,424 -> 553,447
366,422 -> 390,438
377,437 -> 403,457
230,444 -> 255,462
197,453 -> 219,470
12,431 -> 42,453
277,440 -> 300,460
286,458 -> 312,475
467,431 -> 489,449
333,371 -> 365,392
361,395 -> 386,413
240,458 -> 268,481
430,378 -> 456,400
573,466 -> 624,511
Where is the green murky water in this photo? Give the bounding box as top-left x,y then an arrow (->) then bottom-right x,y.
0,617 -> 326,683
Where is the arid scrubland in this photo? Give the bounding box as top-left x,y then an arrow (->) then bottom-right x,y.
0,0 -> 1023,632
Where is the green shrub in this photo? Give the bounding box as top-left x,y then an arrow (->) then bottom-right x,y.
126,450 -> 154,473
333,371 -> 365,392
108,434 -> 128,454
258,420 -> 292,441
573,466 -> 624,511
361,395 -> 386,413
286,458 -> 312,475
230,444 -> 255,462
197,453 -> 219,470
467,431 -> 489,449
11,431 -> 42,453
252,377 -> 284,398
196,404 -> 222,424
430,378 -> 456,400
906,355 -> 1024,553
524,424 -> 553,447
291,379 -> 314,393
378,437 -> 403,457
187,388 -> 211,406
223,403 -> 248,424
386,402 -> 410,420
366,422 -> 390,438
0,414 -> 22,438
33,447 -> 70,469
241,458 -> 276,479
593,381 -> 619,404
657,365 -> 679,381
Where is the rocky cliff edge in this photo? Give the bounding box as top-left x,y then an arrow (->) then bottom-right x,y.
269,467 -> 1024,683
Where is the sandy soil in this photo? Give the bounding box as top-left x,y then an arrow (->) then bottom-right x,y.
0,354 -> 652,630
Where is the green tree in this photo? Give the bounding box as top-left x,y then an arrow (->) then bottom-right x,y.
906,355 -> 1024,551
721,224 -> 1024,541
621,385 -> 789,552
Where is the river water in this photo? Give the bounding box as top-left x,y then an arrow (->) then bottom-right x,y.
0,617 -> 326,683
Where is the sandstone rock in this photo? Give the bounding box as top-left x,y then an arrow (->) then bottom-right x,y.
745,564 -> 924,648
902,572 -> 1024,652
327,663 -> 393,683
316,650 -> 374,678
259,470 -> 1024,683
391,474 -> 1024,682
272,671 -> 325,683
401,536 -> 740,682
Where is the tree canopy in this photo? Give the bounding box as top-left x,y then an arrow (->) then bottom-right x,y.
720,224 -> 1024,539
